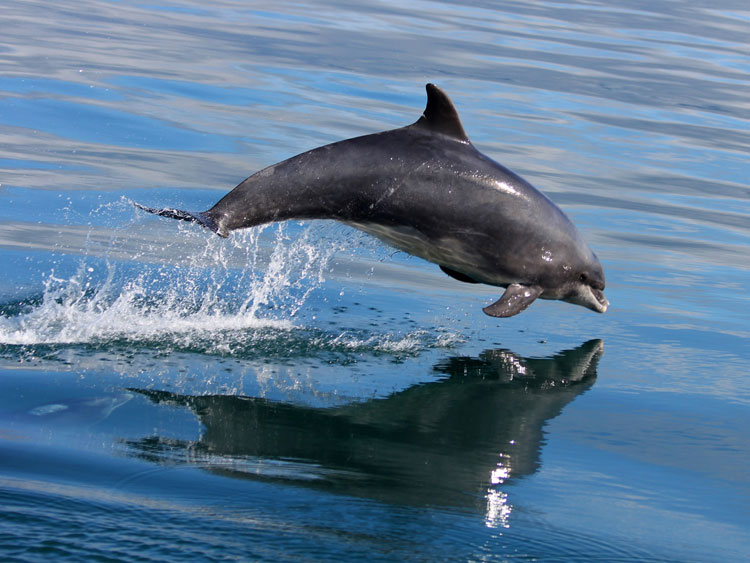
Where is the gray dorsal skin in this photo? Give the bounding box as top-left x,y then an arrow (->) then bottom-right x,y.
137,84 -> 608,318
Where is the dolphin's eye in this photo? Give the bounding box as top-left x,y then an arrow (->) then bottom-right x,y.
579,272 -> 589,282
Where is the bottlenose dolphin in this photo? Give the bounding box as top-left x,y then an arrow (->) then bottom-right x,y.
137,84 -> 608,317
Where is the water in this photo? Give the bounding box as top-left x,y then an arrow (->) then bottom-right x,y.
1,0 -> 748,560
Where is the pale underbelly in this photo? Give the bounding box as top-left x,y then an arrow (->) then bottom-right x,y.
346,221 -> 513,287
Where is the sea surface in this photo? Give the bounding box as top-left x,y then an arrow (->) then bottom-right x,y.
0,1 -> 748,561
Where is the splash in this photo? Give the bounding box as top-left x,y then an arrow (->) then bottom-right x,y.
0,217 -> 463,360
0,223 -> 331,348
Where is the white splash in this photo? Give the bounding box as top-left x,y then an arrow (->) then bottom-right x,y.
0,212 -> 464,362
0,224 -> 332,347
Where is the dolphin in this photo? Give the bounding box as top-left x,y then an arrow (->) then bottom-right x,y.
137,84 -> 608,317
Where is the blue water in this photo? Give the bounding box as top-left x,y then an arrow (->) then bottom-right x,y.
1,1 -> 748,560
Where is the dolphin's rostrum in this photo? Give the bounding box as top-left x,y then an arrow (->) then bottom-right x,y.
137,84 -> 608,317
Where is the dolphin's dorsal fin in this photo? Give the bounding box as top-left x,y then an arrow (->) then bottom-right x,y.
414,83 -> 469,142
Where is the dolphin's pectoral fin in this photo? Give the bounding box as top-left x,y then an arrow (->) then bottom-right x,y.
483,284 -> 543,318
440,265 -> 480,284
134,203 -> 226,237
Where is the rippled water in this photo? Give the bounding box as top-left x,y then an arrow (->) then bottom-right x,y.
1,1 -> 748,561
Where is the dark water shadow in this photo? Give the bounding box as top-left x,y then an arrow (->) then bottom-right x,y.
125,339 -> 602,516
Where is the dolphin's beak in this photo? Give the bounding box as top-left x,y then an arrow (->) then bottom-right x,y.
589,287 -> 609,313
566,285 -> 609,313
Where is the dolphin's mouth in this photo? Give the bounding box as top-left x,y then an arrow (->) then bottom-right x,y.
559,285 -> 609,313
590,287 -> 609,313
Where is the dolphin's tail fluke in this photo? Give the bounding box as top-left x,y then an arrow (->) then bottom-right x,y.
134,203 -> 227,238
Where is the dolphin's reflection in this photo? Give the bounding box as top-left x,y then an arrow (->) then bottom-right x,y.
127,340 -> 602,525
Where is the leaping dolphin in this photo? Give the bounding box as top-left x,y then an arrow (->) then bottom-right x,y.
137,84 -> 608,318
